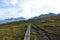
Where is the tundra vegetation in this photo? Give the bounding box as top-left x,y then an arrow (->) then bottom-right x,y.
0,16 -> 60,40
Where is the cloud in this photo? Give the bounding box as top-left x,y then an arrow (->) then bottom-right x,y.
0,0 -> 24,20
19,0 -> 60,18
0,0 -> 60,20
0,9 -> 22,20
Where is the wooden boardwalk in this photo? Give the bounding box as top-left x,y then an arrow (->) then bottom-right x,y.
24,24 -> 51,40
24,24 -> 31,40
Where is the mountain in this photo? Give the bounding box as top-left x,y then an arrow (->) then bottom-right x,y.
30,13 -> 58,19
0,13 -> 59,24
0,15 -> 60,40
0,17 -> 26,24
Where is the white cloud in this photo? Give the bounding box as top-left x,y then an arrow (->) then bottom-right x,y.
0,8 -> 23,20
0,0 -> 60,20
19,0 -> 60,18
10,0 -> 17,5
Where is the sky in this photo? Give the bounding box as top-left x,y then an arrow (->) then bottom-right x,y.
0,0 -> 60,20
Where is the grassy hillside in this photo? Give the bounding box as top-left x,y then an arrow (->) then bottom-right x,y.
24,16 -> 60,40
0,15 -> 60,40
0,22 -> 28,40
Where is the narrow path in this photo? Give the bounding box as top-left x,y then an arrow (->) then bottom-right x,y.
24,23 -> 51,40
24,24 -> 31,40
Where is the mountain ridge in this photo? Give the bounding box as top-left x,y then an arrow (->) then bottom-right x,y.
0,13 -> 60,24
30,13 -> 60,19
0,14 -> 60,40
0,17 -> 26,24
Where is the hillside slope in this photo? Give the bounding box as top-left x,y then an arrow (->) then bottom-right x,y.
0,15 -> 60,40
24,15 -> 60,40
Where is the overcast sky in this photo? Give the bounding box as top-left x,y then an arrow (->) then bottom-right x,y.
0,0 -> 60,20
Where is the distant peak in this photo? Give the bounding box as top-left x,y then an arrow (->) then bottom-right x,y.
49,13 -> 56,14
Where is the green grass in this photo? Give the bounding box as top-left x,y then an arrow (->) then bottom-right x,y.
0,15 -> 60,40
0,22 -> 27,40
